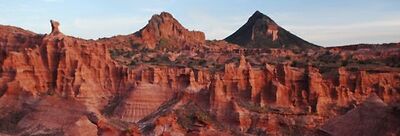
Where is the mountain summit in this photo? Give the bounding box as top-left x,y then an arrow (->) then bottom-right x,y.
136,12 -> 205,49
225,11 -> 319,49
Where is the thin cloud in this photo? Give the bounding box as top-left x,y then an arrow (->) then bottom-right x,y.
286,19 -> 400,31
284,19 -> 400,46
41,0 -> 64,2
185,12 -> 246,40
69,16 -> 147,39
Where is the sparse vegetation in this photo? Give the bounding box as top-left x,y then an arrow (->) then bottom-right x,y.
131,42 -> 144,49
175,102 -> 223,130
384,56 -> 400,68
101,95 -> 124,116
0,111 -> 28,134
236,99 -> 302,115
317,51 -> 342,65
157,38 -> 172,50
109,49 -> 123,58
237,100 -> 270,113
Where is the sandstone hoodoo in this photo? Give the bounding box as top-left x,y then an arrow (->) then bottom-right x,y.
50,20 -> 62,35
0,11 -> 399,135
225,11 -> 319,49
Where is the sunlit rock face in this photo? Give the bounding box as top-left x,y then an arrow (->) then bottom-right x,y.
0,11 -> 399,135
136,12 -> 205,49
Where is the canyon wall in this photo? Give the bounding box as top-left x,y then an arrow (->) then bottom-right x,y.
0,12 -> 399,135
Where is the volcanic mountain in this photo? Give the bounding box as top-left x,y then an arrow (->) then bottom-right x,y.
225,11 -> 319,49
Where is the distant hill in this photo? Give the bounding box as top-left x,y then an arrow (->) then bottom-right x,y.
225,11 -> 320,50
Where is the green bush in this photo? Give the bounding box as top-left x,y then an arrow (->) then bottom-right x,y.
131,43 -> 144,49
157,38 -> 171,50
129,61 -> 136,66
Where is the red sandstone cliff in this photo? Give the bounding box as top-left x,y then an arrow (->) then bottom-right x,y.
0,11 -> 399,136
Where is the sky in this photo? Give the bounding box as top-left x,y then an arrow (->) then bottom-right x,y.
0,0 -> 399,46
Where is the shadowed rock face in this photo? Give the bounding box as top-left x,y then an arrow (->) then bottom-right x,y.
0,12 -> 399,135
320,94 -> 400,136
50,20 -> 62,35
225,11 -> 320,50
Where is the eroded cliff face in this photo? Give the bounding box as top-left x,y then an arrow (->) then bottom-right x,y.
136,12 -> 206,49
0,12 -> 399,136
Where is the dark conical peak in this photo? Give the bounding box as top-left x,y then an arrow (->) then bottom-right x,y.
251,10 -> 265,19
225,10 -> 319,49
249,11 -> 276,24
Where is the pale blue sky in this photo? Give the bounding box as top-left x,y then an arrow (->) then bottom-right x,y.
0,0 -> 399,46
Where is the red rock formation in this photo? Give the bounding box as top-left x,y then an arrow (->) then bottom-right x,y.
136,12 -> 205,49
16,97 -> 98,135
0,12 -> 399,136
112,83 -> 174,123
50,20 -> 62,36
320,94 -> 400,136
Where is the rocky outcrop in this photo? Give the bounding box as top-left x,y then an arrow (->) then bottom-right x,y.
50,20 -> 62,36
210,56 -> 400,115
320,94 -> 400,136
0,25 -> 42,52
136,12 -> 205,49
112,83 -> 174,123
16,97 -> 98,136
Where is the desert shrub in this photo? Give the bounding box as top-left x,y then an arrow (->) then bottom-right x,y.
109,49 -> 124,58
340,59 -> 349,67
46,89 -> 56,96
385,56 -> 400,67
128,61 -> 137,66
176,103 -> 223,130
101,95 -> 124,116
237,100 -> 269,113
157,38 -> 171,50
123,51 -> 135,58
198,59 -> 207,67
317,51 -> 341,64
291,61 -> 298,67
131,42 -> 144,49
225,57 -> 240,64
187,60 -> 197,68
148,55 -> 172,66
176,112 -> 193,129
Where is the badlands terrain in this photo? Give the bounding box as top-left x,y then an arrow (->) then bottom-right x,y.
0,11 -> 399,136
